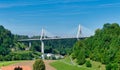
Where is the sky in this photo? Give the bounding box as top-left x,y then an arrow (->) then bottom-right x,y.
0,0 -> 120,36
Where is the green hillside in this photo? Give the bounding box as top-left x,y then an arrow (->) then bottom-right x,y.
72,23 -> 120,70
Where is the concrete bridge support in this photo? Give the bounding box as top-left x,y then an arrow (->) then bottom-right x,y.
41,40 -> 44,60
28,42 -> 31,50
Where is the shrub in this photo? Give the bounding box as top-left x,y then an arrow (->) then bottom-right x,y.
112,63 -> 118,70
4,51 -> 34,61
86,60 -> 92,67
14,66 -> 22,70
106,63 -> 112,70
0,55 -> 4,61
106,63 -> 118,70
71,53 -> 76,59
77,51 -> 86,65
33,59 -> 45,70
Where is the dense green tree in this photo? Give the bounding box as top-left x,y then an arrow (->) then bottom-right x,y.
72,41 -> 86,65
33,59 -> 45,70
77,50 -> 86,65
86,60 -> 92,67
0,25 -> 13,56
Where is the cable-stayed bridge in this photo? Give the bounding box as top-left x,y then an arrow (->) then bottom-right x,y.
18,24 -> 94,59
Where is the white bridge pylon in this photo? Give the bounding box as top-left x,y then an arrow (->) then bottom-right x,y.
40,28 -> 45,59
77,24 -> 82,40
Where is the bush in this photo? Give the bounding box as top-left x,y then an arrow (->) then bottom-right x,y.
112,63 -> 118,70
14,66 -> 22,70
106,63 -> 112,70
86,60 -> 92,67
0,55 -> 4,61
4,51 -> 34,61
33,59 -> 45,70
77,51 -> 86,65
106,63 -> 118,70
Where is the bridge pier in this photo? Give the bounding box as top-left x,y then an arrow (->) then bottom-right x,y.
41,40 -> 44,60
28,42 -> 31,50
29,42 -> 31,48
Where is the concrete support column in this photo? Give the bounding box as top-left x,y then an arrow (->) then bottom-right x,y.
28,42 -> 31,50
41,40 -> 44,60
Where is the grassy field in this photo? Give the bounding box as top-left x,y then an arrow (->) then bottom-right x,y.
50,60 -> 92,70
0,61 -> 22,67
50,56 -> 106,70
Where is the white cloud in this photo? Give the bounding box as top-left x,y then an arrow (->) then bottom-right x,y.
18,11 -> 88,17
0,3 -> 34,8
0,0 -> 99,8
99,3 -> 120,7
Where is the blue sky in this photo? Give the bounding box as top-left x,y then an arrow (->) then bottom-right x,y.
0,0 -> 120,36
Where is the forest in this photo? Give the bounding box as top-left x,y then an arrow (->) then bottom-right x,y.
72,23 -> 120,70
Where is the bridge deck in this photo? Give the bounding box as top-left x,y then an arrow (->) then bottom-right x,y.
18,37 -> 86,42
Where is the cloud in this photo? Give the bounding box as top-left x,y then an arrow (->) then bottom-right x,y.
0,3 -> 34,8
99,3 -> 120,7
19,11 -> 88,17
36,0 -> 99,4
0,0 -> 99,8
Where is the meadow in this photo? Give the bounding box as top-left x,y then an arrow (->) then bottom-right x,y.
50,56 -> 105,70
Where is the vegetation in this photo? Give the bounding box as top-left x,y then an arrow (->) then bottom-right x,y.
33,59 -> 45,70
0,25 -> 34,61
14,66 -> 23,70
85,60 -> 92,67
106,63 -> 118,70
72,41 -> 86,65
30,37 -> 77,55
72,23 -> 120,70
0,25 -> 13,56
51,56 -> 105,70
4,51 -> 41,61
0,61 -> 21,67
50,60 -> 89,70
